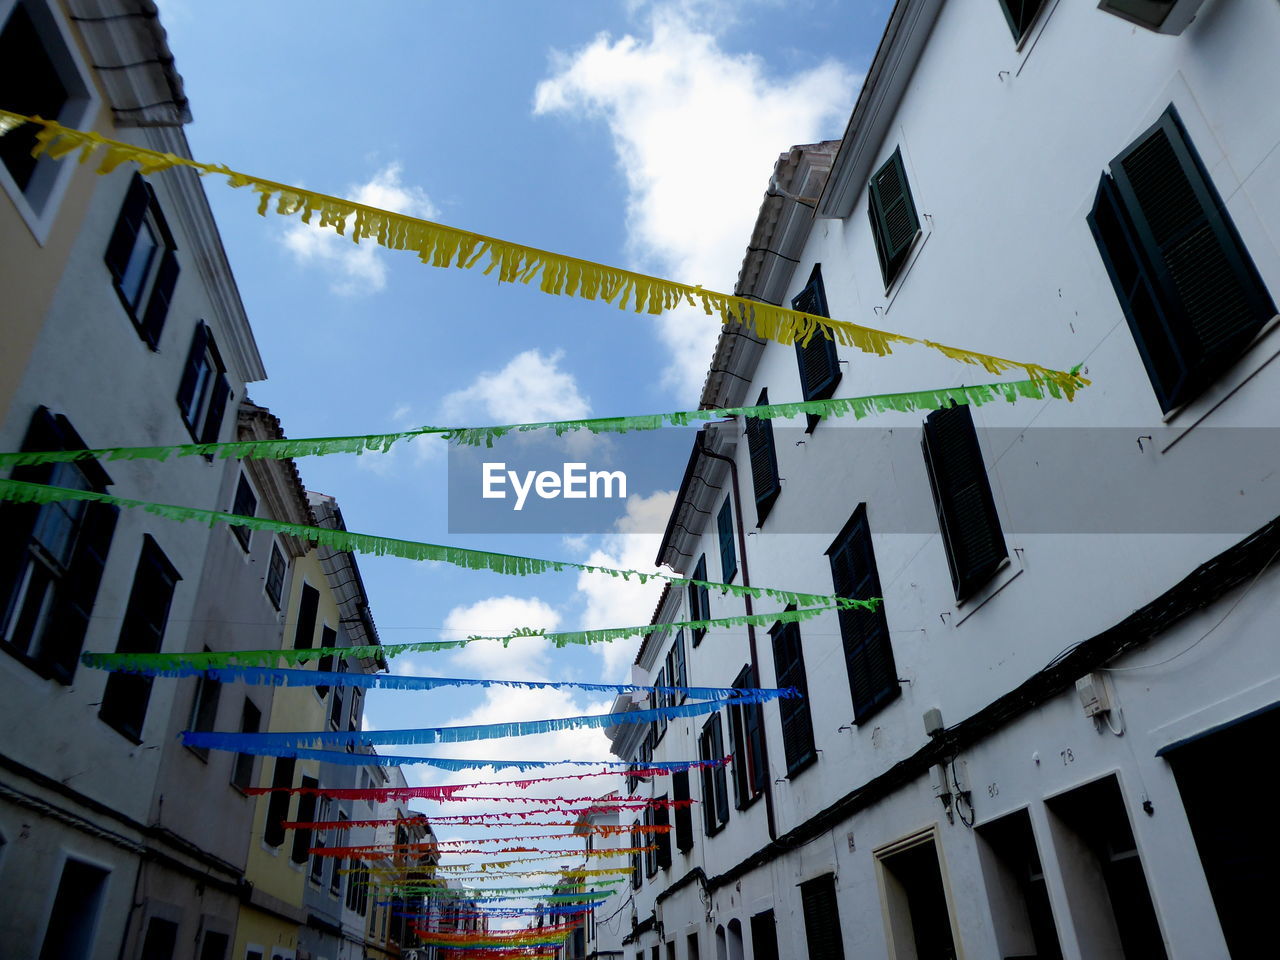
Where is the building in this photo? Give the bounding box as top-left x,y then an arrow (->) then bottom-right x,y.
598,1 -> 1280,959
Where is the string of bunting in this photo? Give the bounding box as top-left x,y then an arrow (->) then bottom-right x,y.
245,769 -> 708,799
314,831 -> 662,852
334,846 -> 650,862
184,694 -> 763,750
0,110 -> 1087,393
0,479 -> 872,612
284,817 -> 667,836
79,604 -> 838,673
0,377 -> 1083,470
97,663 -> 798,703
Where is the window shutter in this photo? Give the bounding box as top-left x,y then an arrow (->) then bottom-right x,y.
671,630 -> 687,691
104,173 -> 150,284
745,389 -> 781,524
792,268 -> 841,403
770,621 -> 815,773
717,497 -> 737,583
750,912 -> 781,960
709,714 -> 729,826
200,374 -> 230,445
997,0 -> 1047,42
291,777 -> 318,864
673,770 -> 693,851
0,409 -> 62,622
689,555 -> 709,645
829,508 -> 898,722
921,404 -> 1007,601
43,501 -> 118,683
176,322 -> 209,421
867,149 -> 920,287
655,802 -> 671,869
294,583 -> 319,649
264,757 -> 295,847
1106,108 -> 1275,409
800,875 -> 846,960
139,248 -> 179,349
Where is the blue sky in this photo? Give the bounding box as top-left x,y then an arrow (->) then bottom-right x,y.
155,0 -> 889,868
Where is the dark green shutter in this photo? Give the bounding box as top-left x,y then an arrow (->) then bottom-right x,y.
792,266 -> 841,404
139,248 -> 179,349
922,404 -> 1007,601
104,173 -> 149,284
689,555 -> 708,645
770,620 -> 815,774
672,770 -> 694,852
829,507 -> 898,722
867,148 -> 920,287
655,801 -> 671,869
200,374 -> 230,445
800,875 -> 846,960
745,388 -> 781,524
291,776 -> 318,864
44,501 -> 118,683
717,497 -> 737,583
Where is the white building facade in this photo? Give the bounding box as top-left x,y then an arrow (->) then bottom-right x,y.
598,2 -> 1280,959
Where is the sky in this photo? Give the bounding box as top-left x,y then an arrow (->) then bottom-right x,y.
154,0 -> 890,903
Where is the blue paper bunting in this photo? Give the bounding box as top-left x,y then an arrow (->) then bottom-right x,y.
222,744 -> 716,772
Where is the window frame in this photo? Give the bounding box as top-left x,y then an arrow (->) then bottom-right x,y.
176,321 -> 231,445
230,471 -> 257,553
688,555 -> 710,646
717,497 -> 737,584
728,663 -> 768,805
104,172 -> 180,349
791,265 -> 842,432
699,713 -> 730,836
264,542 -> 286,610
769,619 -> 816,778
744,388 -> 781,526
867,147 -> 921,289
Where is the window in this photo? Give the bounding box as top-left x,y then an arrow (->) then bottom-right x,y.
263,757 -> 295,848
654,797 -> 671,871
104,173 -> 180,348
643,806 -> 658,879
140,917 -> 179,960
199,932 -> 230,960
996,0 -> 1048,43
329,661 -> 347,730
715,498 -> 739,587
230,473 -> 257,551
750,910 -> 780,960
791,266 -> 842,430
688,555 -> 710,645
291,775 -> 318,865
769,620 -> 815,776
100,536 -> 181,742
332,811 -> 347,898
176,322 -> 231,444
867,148 -> 920,288
1,407 -> 117,683
921,403 -> 1007,602
37,857 -> 109,960
699,713 -> 730,835
744,388 -> 781,525
876,835 -> 957,960
264,543 -> 286,610
728,664 -> 768,803
187,653 -> 222,760
1088,105 -> 1275,413
231,698 -> 261,791
294,583 -> 319,649
631,820 -> 642,889
664,630 -> 687,702
654,666 -> 669,741
827,506 -> 899,723
0,0 -> 97,238
800,875 -> 845,960
672,770 -> 694,853
687,934 -> 700,960
316,626 -> 336,698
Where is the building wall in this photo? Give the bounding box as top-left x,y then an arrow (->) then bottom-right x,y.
608,1 -> 1280,958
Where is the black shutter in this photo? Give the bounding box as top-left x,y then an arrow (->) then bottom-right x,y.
139,248 -> 179,349
750,911 -> 780,960
867,148 -> 920,287
291,776 -> 318,864
655,801 -> 671,870
294,583 -> 319,649
717,497 -> 737,583
770,621 -> 815,774
997,0 -> 1047,42
263,757 -> 295,847
176,322 -> 209,422
800,875 -> 846,960
689,555 -> 709,645
1098,107 -> 1276,411
745,389 -> 781,524
792,266 -> 841,404
828,507 -> 898,722
200,375 -> 230,445
43,501 -> 118,683
921,404 -> 1007,601
140,918 -> 179,960
710,715 -> 729,827
673,773 -> 694,852
104,173 -> 149,284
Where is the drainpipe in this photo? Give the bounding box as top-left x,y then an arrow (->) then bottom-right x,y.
695,430 -> 777,842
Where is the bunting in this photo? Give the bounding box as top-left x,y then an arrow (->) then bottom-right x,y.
0,109 -> 1087,394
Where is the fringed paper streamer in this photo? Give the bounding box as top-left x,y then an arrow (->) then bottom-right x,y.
0,481 -> 866,613
362,881 -> 623,896
316,831 -> 661,854
79,605 -> 837,675
326,844 -> 647,860
0,378 -> 1080,470
101,663 -> 798,704
351,866 -> 634,880
284,817 -> 667,837
185,695 -> 754,751
0,110 -> 1087,395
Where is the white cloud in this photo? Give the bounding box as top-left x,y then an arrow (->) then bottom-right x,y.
575,489 -> 676,682
535,4 -> 857,399
444,595 -> 562,682
280,162 -> 437,295
439,348 -> 591,425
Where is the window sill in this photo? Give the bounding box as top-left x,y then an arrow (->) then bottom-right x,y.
880,226 -> 930,316
852,684 -> 902,727
184,743 -> 210,764
952,551 -> 1024,627
1159,314 -> 1280,453
785,752 -> 818,780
